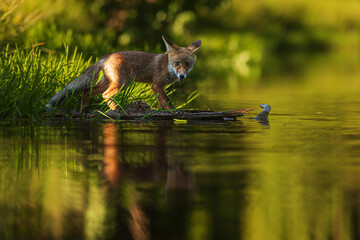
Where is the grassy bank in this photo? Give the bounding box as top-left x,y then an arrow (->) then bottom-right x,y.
0,45 -> 91,120
0,45 -> 190,121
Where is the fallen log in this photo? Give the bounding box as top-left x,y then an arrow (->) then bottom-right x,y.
98,108 -> 254,121
45,101 -> 254,121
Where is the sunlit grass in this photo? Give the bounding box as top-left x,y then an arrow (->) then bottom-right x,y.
0,45 -> 92,120
0,45 -> 197,121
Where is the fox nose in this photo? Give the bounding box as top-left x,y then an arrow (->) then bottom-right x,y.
179,74 -> 185,79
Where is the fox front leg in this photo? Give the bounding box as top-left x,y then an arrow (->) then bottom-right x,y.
151,83 -> 174,110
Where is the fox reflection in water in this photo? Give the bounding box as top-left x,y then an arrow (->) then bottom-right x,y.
100,123 -> 195,240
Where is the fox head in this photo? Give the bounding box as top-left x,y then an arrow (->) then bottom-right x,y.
162,36 -> 201,83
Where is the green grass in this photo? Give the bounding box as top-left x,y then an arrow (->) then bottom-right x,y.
0,45 -> 91,120
0,45 -> 197,121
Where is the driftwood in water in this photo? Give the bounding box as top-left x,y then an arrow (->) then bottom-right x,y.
46,101 -> 254,121
98,108 -> 254,121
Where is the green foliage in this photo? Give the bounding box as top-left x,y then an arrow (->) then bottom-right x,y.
2,0 -> 358,86
23,20 -> 118,57
197,33 -> 263,80
2,0 -> 359,53
0,45 -> 92,120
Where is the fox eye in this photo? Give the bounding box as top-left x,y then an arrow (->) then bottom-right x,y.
185,62 -> 191,67
174,61 -> 180,66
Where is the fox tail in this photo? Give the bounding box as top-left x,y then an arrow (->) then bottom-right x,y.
46,58 -> 105,108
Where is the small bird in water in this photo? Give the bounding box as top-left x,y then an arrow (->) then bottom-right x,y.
255,104 -> 271,122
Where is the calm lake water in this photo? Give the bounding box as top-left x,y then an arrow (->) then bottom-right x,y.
1,52 -> 360,240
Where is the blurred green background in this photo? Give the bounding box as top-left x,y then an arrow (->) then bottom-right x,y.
1,0 -> 360,119
2,0 -> 359,79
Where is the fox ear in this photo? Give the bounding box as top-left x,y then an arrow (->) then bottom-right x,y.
162,36 -> 179,52
188,40 -> 201,53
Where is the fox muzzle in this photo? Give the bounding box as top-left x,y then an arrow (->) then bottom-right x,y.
176,72 -> 187,82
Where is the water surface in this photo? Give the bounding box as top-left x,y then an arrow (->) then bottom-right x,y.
1,52 -> 360,240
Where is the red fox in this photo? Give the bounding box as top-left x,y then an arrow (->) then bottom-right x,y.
46,36 -> 201,110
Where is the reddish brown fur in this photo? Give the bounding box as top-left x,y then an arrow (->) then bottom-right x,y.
48,36 -> 201,110
84,52 -> 174,110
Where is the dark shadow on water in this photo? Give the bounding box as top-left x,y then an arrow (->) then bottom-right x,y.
73,121 -> 253,240
84,123 -> 199,240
